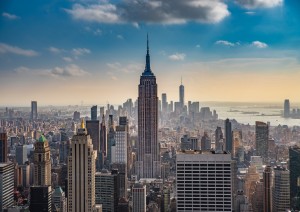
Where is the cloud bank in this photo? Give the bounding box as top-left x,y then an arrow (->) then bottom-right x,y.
66,0 -> 230,24
236,0 -> 283,9
0,43 -> 38,57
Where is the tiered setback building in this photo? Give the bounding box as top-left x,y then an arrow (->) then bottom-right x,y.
136,36 -> 161,179
176,150 -> 233,212
68,120 -> 97,212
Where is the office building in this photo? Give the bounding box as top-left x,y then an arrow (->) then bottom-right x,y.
225,119 -> 232,153
68,119 -> 97,212
251,179 -> 264,212
272,166 -> 290,212
284,99 -> 290,118
91,105 -> 98,121
29,185 -> 52,211
99,114 -> 107,170
136,36 -> 161,179
117,197 -> 129,212
176,150 -> 233,211
0,162 -> 14,211
0,133 -> 7,163
201,132 -> 211,150
31,101 -> 37,120
263,166 -> 272,212
34,135 -> 51,186
215,126 -> 223,151
161,93 -> 168,113
95,169 -> 119,212
289,146 -> 300,209
107,115 -> 115,165
16,144 -> 27,165
244,165 -> 260,200
132,183 -> 146,212
179,78 -> 184,109
119,116 -> 132,176
255,121 -> 269,161
86,120 -> 100,153
52,186 -> 67,212
232,130 -> 242,158
113,126 -> 127,163
111,163 -> 127,198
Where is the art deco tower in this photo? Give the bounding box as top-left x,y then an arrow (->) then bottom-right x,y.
136,35 -> 161,179
33,135 -> 51,186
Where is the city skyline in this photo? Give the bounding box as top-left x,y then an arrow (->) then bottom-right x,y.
1,0 -> 300,105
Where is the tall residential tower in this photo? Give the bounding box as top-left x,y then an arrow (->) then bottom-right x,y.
136,36 -> 161,179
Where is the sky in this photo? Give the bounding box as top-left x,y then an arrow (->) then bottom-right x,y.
1,0 -> 300,106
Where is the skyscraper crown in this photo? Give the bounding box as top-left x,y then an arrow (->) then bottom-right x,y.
142,34 -> 154,76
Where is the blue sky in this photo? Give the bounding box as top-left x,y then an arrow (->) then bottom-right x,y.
1,0 -> 300,106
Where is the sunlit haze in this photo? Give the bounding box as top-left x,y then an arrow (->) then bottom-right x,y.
1,0 -> 299,106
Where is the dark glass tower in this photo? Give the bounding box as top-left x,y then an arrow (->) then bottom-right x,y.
91,105 -> 98,120
225,119 -> 232,153
289,146 -> 300,210
179,78 -> 184,108
136,35 -> 161,179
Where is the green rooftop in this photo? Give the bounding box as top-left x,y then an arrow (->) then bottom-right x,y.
38,134 -> 47,142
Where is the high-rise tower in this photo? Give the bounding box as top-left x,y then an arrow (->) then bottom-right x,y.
136,35 -> 161,179
68,119 -> 97,212
31,101 -> 37,120
33,135 -> 51,186
179,78 -> 184,108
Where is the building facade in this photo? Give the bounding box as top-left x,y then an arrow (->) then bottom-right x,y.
67,120 -> 97,212
33,135 -> 51,186
0,133 -> 7,163
255,121 -> 269,161
136,36 -> 161,179
176,150 -> 233,211
0,162 -> 14,211
132,183 -> 146,212
272,166 -> 290,212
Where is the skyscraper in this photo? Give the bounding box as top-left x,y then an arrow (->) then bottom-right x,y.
289,145 -> 300,209
0,133 -> 7,163
136,35 -> 161,179
95,169 -> 119,212
161,93 -> 168,113
91,105 -> 98,120
225,119 -> 232,153
255,121 -> 269,162
114,125 -> 127,163
179,78 -> 184,108
272,166 -> 290,212
29,185 -> 52,212
31,101 -> 37,120
0,162 -> 14,211
215,126 -> 223,151
176,150 -> 233,211
52,186 -> 67,212
263,165 -> 272,212
34,135 -> 51,186
132,183 -> 146,212
68,119 -> 97,212
16,144 -> 27,165
284,99 -> 290,118
100,114 -> 107,170
107,114 -> 115,165
86,120 -> 100,153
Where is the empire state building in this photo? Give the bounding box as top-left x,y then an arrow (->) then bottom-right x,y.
136,36 -> 161,179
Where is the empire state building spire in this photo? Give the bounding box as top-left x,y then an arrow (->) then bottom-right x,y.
136,34 -> 160,179
143,34 -> 153,76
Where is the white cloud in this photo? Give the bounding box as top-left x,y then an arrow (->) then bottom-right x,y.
66,0 -> 230,24
245,11 -> 256,15
196,44 -> 201,48
0,43 -> 38,57
48,64 -> 88,77
251,41 -> 268,48
215,40 -> 236,47
62,57 -> 73,62
48,47 -> 63,54
14,64 -> 89,78
169,53 -> 186,61
2,12 -> 19,20
72,48 -> 91,56
65,3 -> 121,23
236,0 -> 283,9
